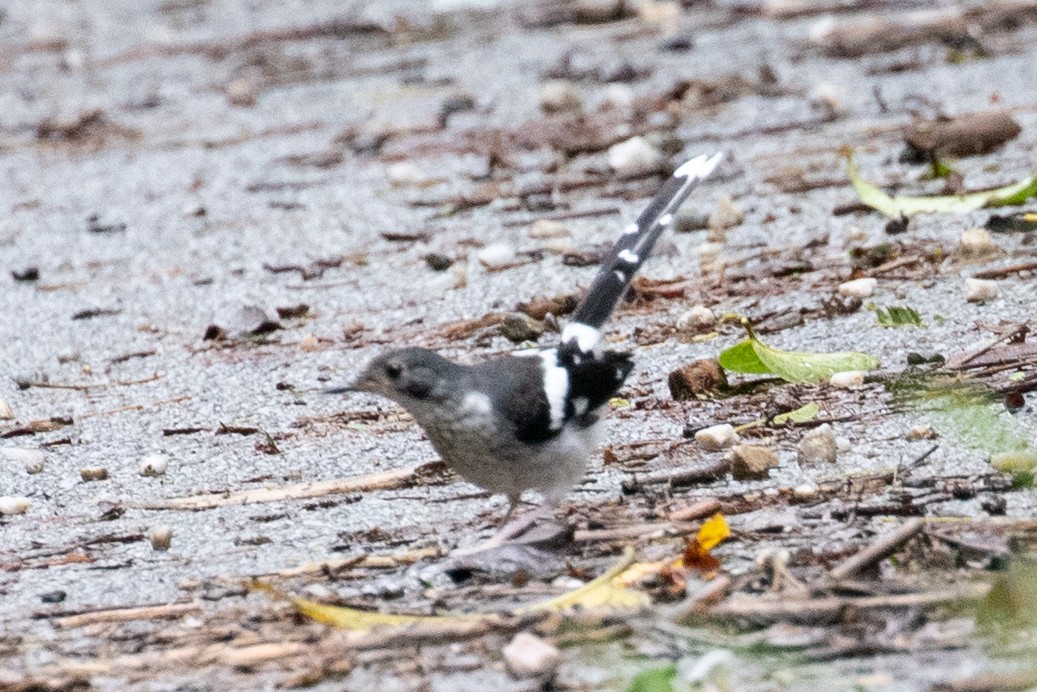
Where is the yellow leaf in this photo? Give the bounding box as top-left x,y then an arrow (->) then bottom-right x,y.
518,546 -> 650,612
697,513 -> 731,552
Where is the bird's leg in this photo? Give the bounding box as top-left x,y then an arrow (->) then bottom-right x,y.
451,494 -> 553,556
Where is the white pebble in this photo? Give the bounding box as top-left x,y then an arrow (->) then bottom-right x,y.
2,447 -> 45,474
607,136 -> 663,175
476,243 -> 517,270
528,219 -> 571,239
0,496 -> 30,515
539,80 -> 582,113
797,423 -> 837,464
151,525 -> 174,551
502,631 -> 562,678
80,466 -> 109,482
601,84 -> 634,110
695,423 -> 739,451
809,82 -> 847,118
677,305 -> 716,331
905,426 -> 937,441
836,436 -> 852,453
139,454 -> 169,477
707,195 -> 744,237
965,278 -> 998,303
959,228 -> 997,255
829,371 -> 864,388
838,277 -> 876,298
792,483 -> 819,501
0,398 -> 13,420
698,241 -> 724,275
680,649 -> 736,684
386,161 -> 429,187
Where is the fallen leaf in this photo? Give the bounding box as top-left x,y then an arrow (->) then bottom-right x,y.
772,402 -> 820,425
718,320 -> 878,384
845,153 -> 1037,218
680,513 -> 731,573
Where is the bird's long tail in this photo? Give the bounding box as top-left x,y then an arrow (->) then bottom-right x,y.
559,152 -> 723,357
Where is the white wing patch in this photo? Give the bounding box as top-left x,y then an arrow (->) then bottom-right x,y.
618,249 -> 639,264
560,321 -> 601,353
540,350 -> 570,430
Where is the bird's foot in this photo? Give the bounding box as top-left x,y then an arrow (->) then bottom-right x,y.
451,505 -> 561,556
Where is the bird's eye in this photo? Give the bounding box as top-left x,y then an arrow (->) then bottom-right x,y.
385,362 -> 403,379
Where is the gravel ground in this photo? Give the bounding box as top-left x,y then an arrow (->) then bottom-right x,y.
2,1 -> 1037,690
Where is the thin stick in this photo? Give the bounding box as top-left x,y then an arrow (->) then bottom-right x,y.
140,466 -> 431,510
829,518 -> 926,581
54,602 -> 201,628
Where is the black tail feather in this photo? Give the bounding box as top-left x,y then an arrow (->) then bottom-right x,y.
560,152 -> 722,356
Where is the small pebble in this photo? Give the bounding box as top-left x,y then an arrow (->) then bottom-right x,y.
539,80 -> 582,113
502,631 -> 562,678
225,78 -> 258,107
668,360 -> 727,400
528,219 -> 571,239
2,447 -> 46,474
707,195 -> 744,239
798,423 -> 837,464
959,228 -> 997,255
151,525 -> 174,551
698,241 -> 724,275
0,496 -> 30,515
40,590 -> 66,604
808,82 -> 848,118
425,253 -> 453,271
0,398 -> 13,420
600,83 -> 634,110
905,426 -> 937,441
792,483 -> 819,501
80,466 -> 109,482
838,277 -> 877,298
501,313 -> 544,343
607,136 -> 663,175
695,423 -> 739,451
730,445 -> 779,480
476,243 -> 517,270
965,277 -> 998,302
676,305 -> 716,331
835,437 -> 852,453
299,334 -> 320,352
386,161 -> 428,187
829,371 -> 864,388
139,454 -> 169,477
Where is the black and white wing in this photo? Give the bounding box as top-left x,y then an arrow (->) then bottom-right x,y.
558,152 -> 723,363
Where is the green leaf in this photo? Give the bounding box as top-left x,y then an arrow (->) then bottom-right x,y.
873,305 -> 923,327
845,154 -> 1037,218
772,402 -> 821,425
717,339 -> 772,375
978,560 -> 1037,628
626,665 -> 677,692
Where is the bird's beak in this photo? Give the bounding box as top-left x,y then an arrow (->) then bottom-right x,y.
324,371 -> 377,395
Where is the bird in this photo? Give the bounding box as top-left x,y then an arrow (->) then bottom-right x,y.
331,152 -> 723,548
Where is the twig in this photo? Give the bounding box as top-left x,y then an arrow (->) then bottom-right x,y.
139,465 -> 443,510
667,574 -> 733,622
972,260 -> 1037,280
621,458 -> 730,492
22,373 -> 162,391
702,585 -> 988,625
54,602 -> 201,628
252,548 -> 441,578
501,205 -> 621,227
953,322 -> 1028,368
829,518 -> 926,580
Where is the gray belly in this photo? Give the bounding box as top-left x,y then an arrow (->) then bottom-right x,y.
410,403 -> 599,500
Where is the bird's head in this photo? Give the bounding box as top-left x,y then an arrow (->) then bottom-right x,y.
328,347 -> 460,404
